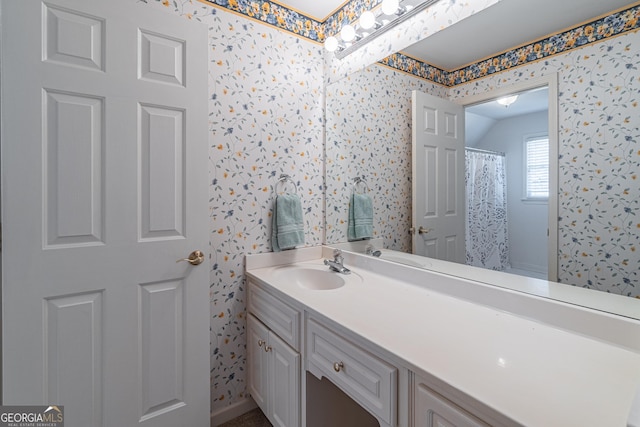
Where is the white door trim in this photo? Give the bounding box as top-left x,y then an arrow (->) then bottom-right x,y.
457,73 -> 559,281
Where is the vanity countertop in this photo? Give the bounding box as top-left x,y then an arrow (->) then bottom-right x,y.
246,247 -> 640,426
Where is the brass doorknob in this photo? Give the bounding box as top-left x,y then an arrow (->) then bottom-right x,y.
418,226 -> 431,234
176,250 -> 204,265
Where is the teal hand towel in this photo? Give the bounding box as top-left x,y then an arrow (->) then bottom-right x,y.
272,194 -> 304,252
347,193 -> 373,241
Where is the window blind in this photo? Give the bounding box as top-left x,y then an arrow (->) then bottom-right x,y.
525,137 -> 549,199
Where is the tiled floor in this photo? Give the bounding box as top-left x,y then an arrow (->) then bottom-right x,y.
218,408 -> 272,427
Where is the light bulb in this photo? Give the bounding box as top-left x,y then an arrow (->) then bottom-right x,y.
325,36 -> 339,52
360,11 -> 376,30
381,0 -> 400,15
340,24 -> 356,42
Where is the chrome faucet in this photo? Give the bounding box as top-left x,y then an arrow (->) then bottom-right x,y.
365,244 -> 382,257
324,249 -> 351,274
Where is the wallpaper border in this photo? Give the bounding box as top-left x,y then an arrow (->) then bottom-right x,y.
445,4 -> 640,85
157,0 -> 640,86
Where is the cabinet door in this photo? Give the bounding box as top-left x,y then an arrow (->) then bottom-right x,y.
248,314 -> 270,412
269,331 -> 301,427
415,383 -> 489,427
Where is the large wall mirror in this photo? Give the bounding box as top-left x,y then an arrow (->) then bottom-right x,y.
324,0 -> 640,320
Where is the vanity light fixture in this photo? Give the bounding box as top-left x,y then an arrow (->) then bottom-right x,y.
496,95 -> 519,107
325,0 -> 441,59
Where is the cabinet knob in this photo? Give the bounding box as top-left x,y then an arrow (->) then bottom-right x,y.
257,339 -> 265,348
333,361 -> 344,372
264,345 -> 272,353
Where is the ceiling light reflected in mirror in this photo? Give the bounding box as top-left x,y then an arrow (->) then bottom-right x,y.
496,95 -> 518,107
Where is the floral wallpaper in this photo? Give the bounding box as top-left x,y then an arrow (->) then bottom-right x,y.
143,0 -> 325,414
203,0 -> 325,41
141,0 -> 640,419
325,64 -> 446,251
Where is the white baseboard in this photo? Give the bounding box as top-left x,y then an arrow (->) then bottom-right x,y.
210,397 -> 257,427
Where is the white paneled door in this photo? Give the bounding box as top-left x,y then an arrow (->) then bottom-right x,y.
1,1 -> 209,426
411,91 -> 465,263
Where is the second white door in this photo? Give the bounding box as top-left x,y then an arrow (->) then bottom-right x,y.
412,91 -> 466,263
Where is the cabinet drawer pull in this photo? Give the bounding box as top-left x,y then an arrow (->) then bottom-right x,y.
264,345 -> 272,353
333,361 -> 344,372
258,339 -> 265,348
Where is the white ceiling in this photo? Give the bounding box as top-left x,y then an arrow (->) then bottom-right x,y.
278,0 -> 635,70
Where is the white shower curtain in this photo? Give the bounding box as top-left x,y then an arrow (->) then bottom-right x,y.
465,150 -> 510,271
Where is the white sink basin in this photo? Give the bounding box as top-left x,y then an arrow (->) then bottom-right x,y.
273,266 -> 353,290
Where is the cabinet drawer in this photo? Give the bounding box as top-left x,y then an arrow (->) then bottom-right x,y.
307,318 -> 397,425
248,280 -> 300,350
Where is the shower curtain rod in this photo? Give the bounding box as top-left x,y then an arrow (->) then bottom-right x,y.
465,147 -> 505,156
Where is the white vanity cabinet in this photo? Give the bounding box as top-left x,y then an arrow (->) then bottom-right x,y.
245,250 -> 640,427
247,279 -> 301,427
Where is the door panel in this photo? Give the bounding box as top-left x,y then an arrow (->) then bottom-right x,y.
1,1 -> 209,426
139,104 -> 186,240
44,89 -> 105,247
45,292 -> 103,427
138,30 -> 186,86
139,280 -> 185,420
43,3 -> 105,71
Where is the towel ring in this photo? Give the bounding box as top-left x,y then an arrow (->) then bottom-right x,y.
353,177 -> 370,194
275,174 -> 298,195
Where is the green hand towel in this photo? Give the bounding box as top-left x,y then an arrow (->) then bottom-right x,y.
272,194 -> 304,252
348,193 -> 373,241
